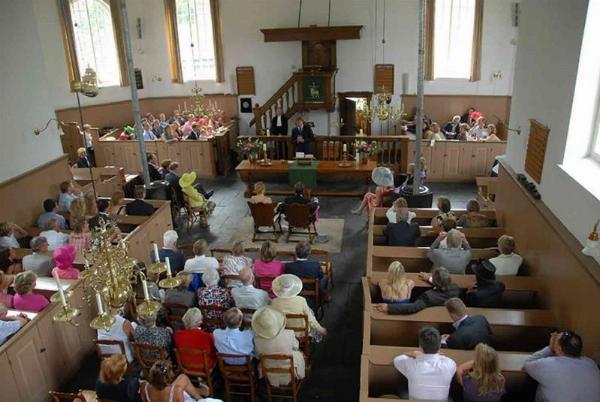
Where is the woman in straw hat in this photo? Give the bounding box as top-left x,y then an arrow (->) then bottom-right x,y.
252,306 -> 305,387
270,274 -> 327,340
352,166 -> 395,216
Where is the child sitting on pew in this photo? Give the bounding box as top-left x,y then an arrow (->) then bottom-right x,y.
68,217 -> 91,253
455,343 -> 506,402
52,245 -> 80,280
378,261 -> 415,304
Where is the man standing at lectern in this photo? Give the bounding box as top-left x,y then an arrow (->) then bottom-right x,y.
271,106 -> 288,136
291,116 -> 314,154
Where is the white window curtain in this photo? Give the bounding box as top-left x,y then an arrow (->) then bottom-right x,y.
433,0 -> 476,79
176,0 -> 216,81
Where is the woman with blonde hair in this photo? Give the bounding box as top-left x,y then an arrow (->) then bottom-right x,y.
378,261 -> 414,304
12,271 -> 49,312
485,124 -> 501,142
95,354 -> 142,402
109,191 -> 126,215
69,197 -> 86,227
254,241 -> 284,298
249,181 -> 272,204
385,197 -> 416,224
431,196 -> 455,228
222,240 -> 252,286
456,343 -> 506,402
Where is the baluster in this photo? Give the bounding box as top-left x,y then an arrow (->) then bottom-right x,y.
285,91 -> 290,111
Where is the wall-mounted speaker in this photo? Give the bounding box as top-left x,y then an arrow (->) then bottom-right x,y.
134,68 -> 143,90
240,98 -> 252,113
136,17 -> 142,39
511,3 -> 520,27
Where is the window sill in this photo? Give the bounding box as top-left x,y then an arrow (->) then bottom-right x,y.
559,157 -> 600,202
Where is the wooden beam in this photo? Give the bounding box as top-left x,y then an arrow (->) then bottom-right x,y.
261,25 -> 362,42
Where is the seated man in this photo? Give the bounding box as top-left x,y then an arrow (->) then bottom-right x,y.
465,260 -> 505,308
37,199 -> 67,230
443,115 -> 461,139
427,229 -> 472,274
125,185 -> 155,216
146,153 -> 162,181
524,331 -> 600,402
0,303 -> 30,345
151,230 -> 186,274
57,180 -> 83,212
374,267 -> 460,315
281,182 -> 318,222
231,267 -> 270,317
22,237 -> 53,277
285,241 -> 327,308
488,235 -> 523,276
88,199 -> 116,231
442,298 -> 491,350
39,219 -> 68,251
393,326 -> 456,401
214,307 -> 255,365
385,208 -> 420,246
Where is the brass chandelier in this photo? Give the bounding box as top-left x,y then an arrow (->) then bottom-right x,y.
368,86 -> 406,122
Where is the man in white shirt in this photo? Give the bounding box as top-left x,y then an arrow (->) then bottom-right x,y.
393,326 -> 456,401
489,235 -> 523,275
39,219 -> 69,251
213,308 -> 255,365
231,267 -> 270,315
183,239 -> 219,274
142,121 -> 157,141
0,303 -> 29,345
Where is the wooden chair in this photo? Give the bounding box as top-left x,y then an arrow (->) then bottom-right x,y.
259,354 -> 304,402
163,303 -> 187,330
284,313 -> 311,360
93,339 -> 126,360
308,248 -> 334,289
49,391 -> 88,402
216,353 -> 257,402
248,201 -> 281,241
174,348 -> 215,395
182,195 -> 210,229
170,186 -> 186,222
283,203 -> 318,243
239,307 -> 256,328
198,304 -> 226,330
221,274 -> 241,289
131,342 -> 168,379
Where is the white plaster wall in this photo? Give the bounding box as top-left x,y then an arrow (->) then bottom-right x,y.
505,0 -> 599,246
0,0 -> 63,182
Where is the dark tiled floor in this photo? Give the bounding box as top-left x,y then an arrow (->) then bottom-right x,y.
63,176 -> 476,401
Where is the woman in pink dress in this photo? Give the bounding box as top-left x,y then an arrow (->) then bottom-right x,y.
13,271 -> 49,312
51,245 -> 80,280
254,241 -> 285,298
352,167 -> 395,215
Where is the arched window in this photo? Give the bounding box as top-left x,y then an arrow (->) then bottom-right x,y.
59,0 -> 127,87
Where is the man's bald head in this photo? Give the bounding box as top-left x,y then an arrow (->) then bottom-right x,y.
239,266 -> 254,285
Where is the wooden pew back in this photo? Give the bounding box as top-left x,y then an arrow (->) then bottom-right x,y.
372,208 -> 497,226
371,225 -> 504,248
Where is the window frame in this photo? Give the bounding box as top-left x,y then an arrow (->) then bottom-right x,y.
58,0 -> 128,88
590,98 -> 600,162
424,0 -> 484,82
164,0 -> 224,84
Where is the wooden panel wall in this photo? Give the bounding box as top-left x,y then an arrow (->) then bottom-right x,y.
374,64 -> 395,93
125,201 -> 173,265
495,161 -> 600,360
55,94 -> 239,129
0,155 -> 73,227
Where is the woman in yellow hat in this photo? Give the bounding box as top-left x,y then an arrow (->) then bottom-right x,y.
179,172 -> 215,211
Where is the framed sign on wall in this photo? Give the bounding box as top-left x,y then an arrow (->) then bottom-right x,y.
303,77 -> 325,103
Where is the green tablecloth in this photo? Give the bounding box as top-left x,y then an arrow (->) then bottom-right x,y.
288,161 -> 320,188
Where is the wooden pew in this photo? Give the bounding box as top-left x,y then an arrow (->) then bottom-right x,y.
13,248 -> 86,268
363,305 -> 554,352
476,176 -> 497,209
371,225 -> 504,248
372,208 -> 497,226
31,277 -> 77,299
365,273 -> 538,309
368,245 -> 498,275
360,345 -> 535,401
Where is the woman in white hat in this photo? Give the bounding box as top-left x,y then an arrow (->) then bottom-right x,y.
352,166 -> 395,215
270,274 -> 327,340
252,306 -> 305,387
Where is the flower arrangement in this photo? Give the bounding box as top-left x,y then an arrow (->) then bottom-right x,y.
355,140 -> 378,156
236,137 -> 265,160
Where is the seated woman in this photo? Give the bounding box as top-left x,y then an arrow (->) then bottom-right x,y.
97,310 -> 136,363
84,192 -> 98,216
52,244 -> 80,279
12,271 -> 50,312
174,307 -> 216,370
378,261 -> 415,304
485,124 -> 502,142
0,222 -> 28,249
222,241 -> 252,287
74,147 -> 91,168
95,354 -> 142,402
281,182 -> 319,222
69,197 -> 86,228
385,197 -> 416,224
443,115 -> 461,139
457,123 -> 470,141
140,360 -> 219,402
455,343 -> 506,402
254,241 -> 285,298
352,167 -> 395,216
179,172 -> 216,212
425,122 -> 446,141
0,247 -> 20,275
0,303 -> 29,345
68,217 -> 92,253
109,191 -> 126,216
119,126 -> 134,141
457,200 -> 489,228
270,274 -> 327,341
430,197 -> 455,228
469,117 -> 488,140
161,125 -> 178,142
197,268 -> 233,332
0,271 -> 14,308
249,181 -> 272,204
134,311 -> 172,359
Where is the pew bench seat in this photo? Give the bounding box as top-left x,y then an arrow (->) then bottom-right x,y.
371,225 -> 505,248
372,208 -> 497,226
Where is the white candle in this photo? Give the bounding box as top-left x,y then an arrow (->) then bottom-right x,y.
153,243 -> 160,261
340,117 -> 344,123
266,129 -> 270,136
142,280 -> 150,301
53,272 -> 67,307
343,144 -> 347,153
184,101 -> 187,111
165,257 -> 172,277
95,293 -> 104,315
263,144 -> 267,152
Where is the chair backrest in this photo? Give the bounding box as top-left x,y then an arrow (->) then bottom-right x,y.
216,353 -> 254,382
239,307 -> 257,328
222,274 -> 241,288
198,304 -> 226,329
248,202 -> 276,227
163,303 -> 187,329
94,339 -> 126,360
131,342 -> 168,377
259,353 -> 298,390
174,348 -> 211,375
299,278 -> 320,306
283,204 -> 311,228
284,313 -> 309,339
49,391 -> 87,402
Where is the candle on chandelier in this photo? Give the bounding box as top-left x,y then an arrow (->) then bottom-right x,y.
142,280 -> 150,301
53,272 -> 67,307
184,101 -> 188,111
343,144 -> 347,153
266,129 -> 270,136
165,257 -> 172,277
263,144 -> 267,152
153,243 -> 160,262
95,293 -> 104,315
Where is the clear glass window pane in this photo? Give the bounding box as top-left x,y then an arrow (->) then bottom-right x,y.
433,0 -> 476,79
176,0 -> 216,82
70,0 -> 121,87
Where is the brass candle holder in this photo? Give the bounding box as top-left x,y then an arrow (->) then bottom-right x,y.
338,151 -> 353,168
53,304 -> 81,324
259,149 -> 272,166
90,312 -> 116,330
147,261 -> 167,275
136,299 -> 162,317
159,273 -> 181,289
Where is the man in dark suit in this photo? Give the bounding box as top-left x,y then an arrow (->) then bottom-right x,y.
281,182 -> 318,222
385,208 -> 420,246
147,153 -> 162,181
185,123 -> 201,140
285,240 -> 326,309
442,297 -> 492,349
88,199 -> 116,231
270,106 -> 288,136
291,117 -> 314,154
465,260 -> 506,308
125,185 -> 155,216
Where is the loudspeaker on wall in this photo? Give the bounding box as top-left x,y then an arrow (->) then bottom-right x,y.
240,98 -> 252,113
511,3 -> 520,27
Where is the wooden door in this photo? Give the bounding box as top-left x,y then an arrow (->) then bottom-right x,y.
0,353 -> 22,402
6,328 -> 51,402
428,142 -> 446,179
340,98 -> 357,135
443,142 -> 462,179
473,144 -> 490,177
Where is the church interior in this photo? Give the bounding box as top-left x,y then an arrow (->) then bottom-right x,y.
0,0 -> 599,401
